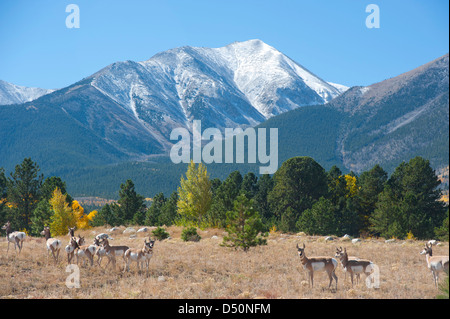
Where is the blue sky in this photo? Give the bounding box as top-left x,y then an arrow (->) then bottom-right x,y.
0,0 -> 448,89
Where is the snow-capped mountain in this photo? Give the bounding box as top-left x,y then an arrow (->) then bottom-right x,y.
89,39 -> 344,137
0,40 -> 347,176
0,80 -> 54,105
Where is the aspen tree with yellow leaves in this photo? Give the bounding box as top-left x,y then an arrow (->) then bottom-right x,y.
177,161 -> 212,227
49,188 -> 76,236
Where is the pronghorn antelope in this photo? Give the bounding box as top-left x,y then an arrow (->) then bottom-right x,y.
68,226 -> 76,238
296,243 -> 338,290
75,236 -> 96,267
420,243 -> 449,288
65,237 -> 79,264
41,226 -> 62,264
335,247 -> 375,287
65,235 -> 85,264
123,239 -> 155,273
335,247 -> 361,281
101,238 -> 129,270
92,237 -> 108,266
2,221 -> 26,255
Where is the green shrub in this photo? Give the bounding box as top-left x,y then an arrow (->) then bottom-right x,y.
152,226 -> 170,241
181,227 -> 201,242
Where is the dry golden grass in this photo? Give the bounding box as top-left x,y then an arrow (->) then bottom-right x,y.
0,226 -> 447,299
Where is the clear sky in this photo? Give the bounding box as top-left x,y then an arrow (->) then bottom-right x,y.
0,0 -> 448,89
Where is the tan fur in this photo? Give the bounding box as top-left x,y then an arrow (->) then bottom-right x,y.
335,247 -> 374,287
123,239 -> 154,273
101,238 -> 129,270
297,243 -> 338,290
420,243 -> 449,287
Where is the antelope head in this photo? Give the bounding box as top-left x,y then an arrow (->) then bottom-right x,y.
296,243 -> 306,257
335,246 -> 344,258
420,243 -> 433,256
41,226 -> 51,239
2,221 -> 11,232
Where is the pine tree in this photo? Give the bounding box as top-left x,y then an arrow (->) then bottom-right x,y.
268,156 -> 328,232
118,179 -> 146,223
222,194 -> 267,251
7,158 -> 43,230
370,157 -> 446,239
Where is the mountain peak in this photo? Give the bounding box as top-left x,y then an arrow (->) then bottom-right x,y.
0,80 -> 54,105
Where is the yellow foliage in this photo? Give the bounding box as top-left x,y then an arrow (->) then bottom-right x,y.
406,231 -> 416,240
72,200 -> 96,230
269,225 -> 277,234
344,175 -> 358,198
177,160 -> 212,226
49,188 -> 76,236
18,228 -> 29,236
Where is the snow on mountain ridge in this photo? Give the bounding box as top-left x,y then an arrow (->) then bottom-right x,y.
0,80 -> 54,105
89,40 -> 346,138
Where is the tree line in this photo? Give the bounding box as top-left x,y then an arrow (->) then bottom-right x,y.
1,156 -> 448,242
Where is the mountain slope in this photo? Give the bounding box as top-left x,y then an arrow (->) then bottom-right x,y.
0,39 -> 343,175
258,53 -> 449,173
0,79 -> 166,174
0,80 -> 54,105
89,39 -> 343,140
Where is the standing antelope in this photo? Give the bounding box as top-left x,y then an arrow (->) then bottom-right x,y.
2,221 -> 26,255
65,235 -> 85,264
76,236 -> 96,267
68,226 -> 76,238
123,239 -> 155,273
297,243 -> 338,290
101,238 -> 129,270
335,247 -> 361,282
420,243 -> 449,288
335,247 -> 375,287
92,237 -> 107,267
41,226 -> 62,264
65,237 -> 79,264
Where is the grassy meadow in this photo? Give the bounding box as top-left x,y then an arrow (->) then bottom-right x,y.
0,226 -> 447,299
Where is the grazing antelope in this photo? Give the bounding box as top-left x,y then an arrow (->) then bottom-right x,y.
76,236 -> 96,267
41,227 -> 62,264
335,247 -> 375,287
420,243 -> 449,288
123,239 -> 155,273
101,238 -> 129,270
2,221 -> 26,255
297,243 -> 338,290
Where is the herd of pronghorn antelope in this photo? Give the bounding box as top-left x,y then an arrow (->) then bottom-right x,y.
2,222 -> 155,274
1,221 -> 449,289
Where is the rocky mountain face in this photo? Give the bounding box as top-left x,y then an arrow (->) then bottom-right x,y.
0,80 -> 53,105
259,53 -> 449,174
88,39 -> 344,143
0,40 -> 345,174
